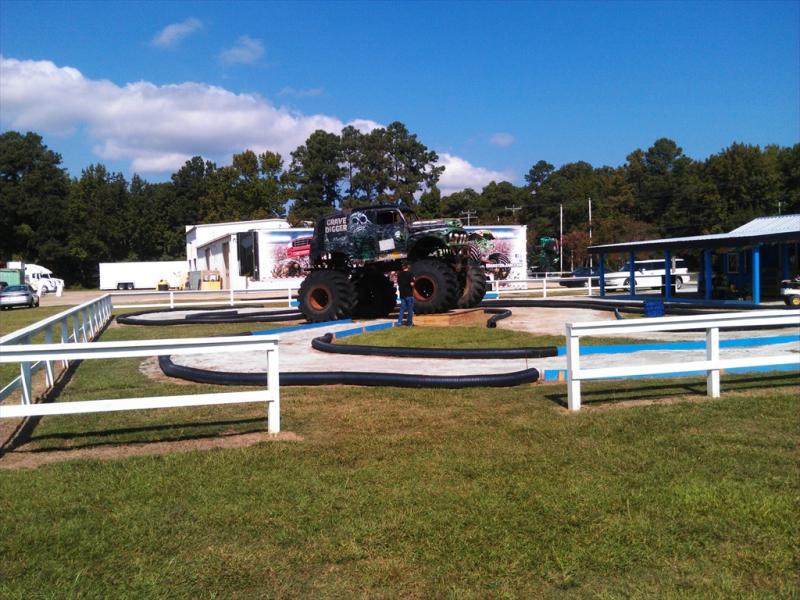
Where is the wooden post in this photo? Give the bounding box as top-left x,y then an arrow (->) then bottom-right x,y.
706,327 -> 720,397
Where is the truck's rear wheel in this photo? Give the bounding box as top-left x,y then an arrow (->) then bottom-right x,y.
410,259 -> 458,314
457,265 -> 487,308
352,271 -> 396,318
299,270 -> 356,322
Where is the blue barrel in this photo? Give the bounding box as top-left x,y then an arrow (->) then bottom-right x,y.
643,299 -> 665,317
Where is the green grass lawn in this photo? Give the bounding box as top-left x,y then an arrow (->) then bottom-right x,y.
338,325 -> 660,349
0,313 -> 798,598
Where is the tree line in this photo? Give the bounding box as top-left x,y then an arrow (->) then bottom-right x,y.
1,126 -> 798,285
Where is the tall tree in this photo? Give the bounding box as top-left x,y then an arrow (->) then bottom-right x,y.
417,185 -> 442,218
383,121 -> 444,204
66,164 -> 130,285
287,130 -> 343,223
0,131 -> 71,273
704,142 -> 783,231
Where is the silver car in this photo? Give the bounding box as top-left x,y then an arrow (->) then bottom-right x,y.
0,284 -> 40,309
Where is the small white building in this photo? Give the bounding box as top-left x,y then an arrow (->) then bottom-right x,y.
186,219 -> 311,290
185,217 -> 528,291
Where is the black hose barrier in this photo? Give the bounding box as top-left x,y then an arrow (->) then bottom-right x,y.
158,355 -> 540,388
116,306 -> 303,326
311,333 -> 557,359
484,308 -> 512,328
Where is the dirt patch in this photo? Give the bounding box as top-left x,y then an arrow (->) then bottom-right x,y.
139,356 -> 196,385
0,430 -> 302,470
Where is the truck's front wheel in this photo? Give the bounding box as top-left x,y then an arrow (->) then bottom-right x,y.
299,270 -> 356,322
410,259 -> 458,314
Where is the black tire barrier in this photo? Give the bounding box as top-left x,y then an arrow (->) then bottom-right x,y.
116,306 -> 303,326
310,332 -> 557,359
479,298 -> 765,315
158,355 -> 540,388
484,308 -> 512,328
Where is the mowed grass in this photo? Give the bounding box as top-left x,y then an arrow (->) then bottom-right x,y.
0,312 -> 798,598
337,324 -> 661,349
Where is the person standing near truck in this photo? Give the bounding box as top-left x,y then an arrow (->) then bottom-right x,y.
396,262 -> 415,326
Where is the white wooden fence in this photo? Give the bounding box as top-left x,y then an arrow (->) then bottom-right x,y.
0,336 -> 281,433
0,295 -> 114,402
110,286 -> 299,309
565,309 -> 800,411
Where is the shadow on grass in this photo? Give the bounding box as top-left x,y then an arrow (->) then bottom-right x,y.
18,418 -> 269,453
545,373 -> 800,409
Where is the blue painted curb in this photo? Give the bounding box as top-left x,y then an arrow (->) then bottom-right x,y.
555,334 -> 800,356
335,321 -> 395,339
252,319 -> 353,336
544,363 -> 800,382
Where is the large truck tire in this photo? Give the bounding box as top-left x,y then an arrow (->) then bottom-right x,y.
457,265 -> 487,309
352,271 -> 397,318
410,259 -> 459,314
298,270 -> 356,322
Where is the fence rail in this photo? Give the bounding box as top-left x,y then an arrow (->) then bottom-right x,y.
0,295 -> 114,403
0,336 -> 281,432
109,287 -> 298,309
565,309 -> 800,411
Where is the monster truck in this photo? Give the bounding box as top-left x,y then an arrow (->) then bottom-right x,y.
298,205 -> 488,322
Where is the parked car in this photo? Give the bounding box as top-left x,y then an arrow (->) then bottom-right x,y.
559,266 -> 600,287
604,258 -> 690,290
0,284 -> 40,309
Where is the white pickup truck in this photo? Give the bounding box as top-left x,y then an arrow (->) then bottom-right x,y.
605,258 -> 691,290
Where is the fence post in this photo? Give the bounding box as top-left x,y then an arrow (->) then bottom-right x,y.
542,273 -> 548,299
170,291 -> 175,309
566,324 -> 581,411
44,325 -> 54,386
20,336 -> 32,405
230,287 -> 235,307
60,318 -> 69,368
587,278 -> 592,297
706,326 -> 720,397
267,346 -> 281,433
287,286 -> 293,308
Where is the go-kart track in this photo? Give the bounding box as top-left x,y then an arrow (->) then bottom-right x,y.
121,303 -> 800,388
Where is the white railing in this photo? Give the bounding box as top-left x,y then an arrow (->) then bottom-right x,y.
0,295 -> 114,402
0,336 -> 281,432
110,287 -> 299,309
489,276 -> 595,299
565,309 -> 800,411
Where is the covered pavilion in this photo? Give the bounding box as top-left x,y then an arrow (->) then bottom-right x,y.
588,214 -> 800,304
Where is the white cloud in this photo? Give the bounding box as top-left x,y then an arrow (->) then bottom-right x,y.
0,57 -> 513,194
218,36 -> 264,65
277,86 -> 324,98
150,18 -> 202,48
490,132 -> 514,147
436,153 -> 511,196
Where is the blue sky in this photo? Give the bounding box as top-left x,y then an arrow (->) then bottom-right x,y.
1,0 -> 797,193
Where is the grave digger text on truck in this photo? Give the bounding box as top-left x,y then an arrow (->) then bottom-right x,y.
298,205 -> 492,322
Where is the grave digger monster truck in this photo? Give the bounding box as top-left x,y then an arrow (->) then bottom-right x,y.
298,205 -> 489,322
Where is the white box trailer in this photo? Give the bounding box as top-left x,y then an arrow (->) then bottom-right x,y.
99,261 -> 187,290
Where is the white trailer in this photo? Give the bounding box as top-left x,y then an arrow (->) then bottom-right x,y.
99,261 -> 187,290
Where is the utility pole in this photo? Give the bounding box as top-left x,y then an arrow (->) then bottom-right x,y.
460,210 -> 476,226
559,203 -> 563,275
505,205 -> 522,220
588,197 -> 593,269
